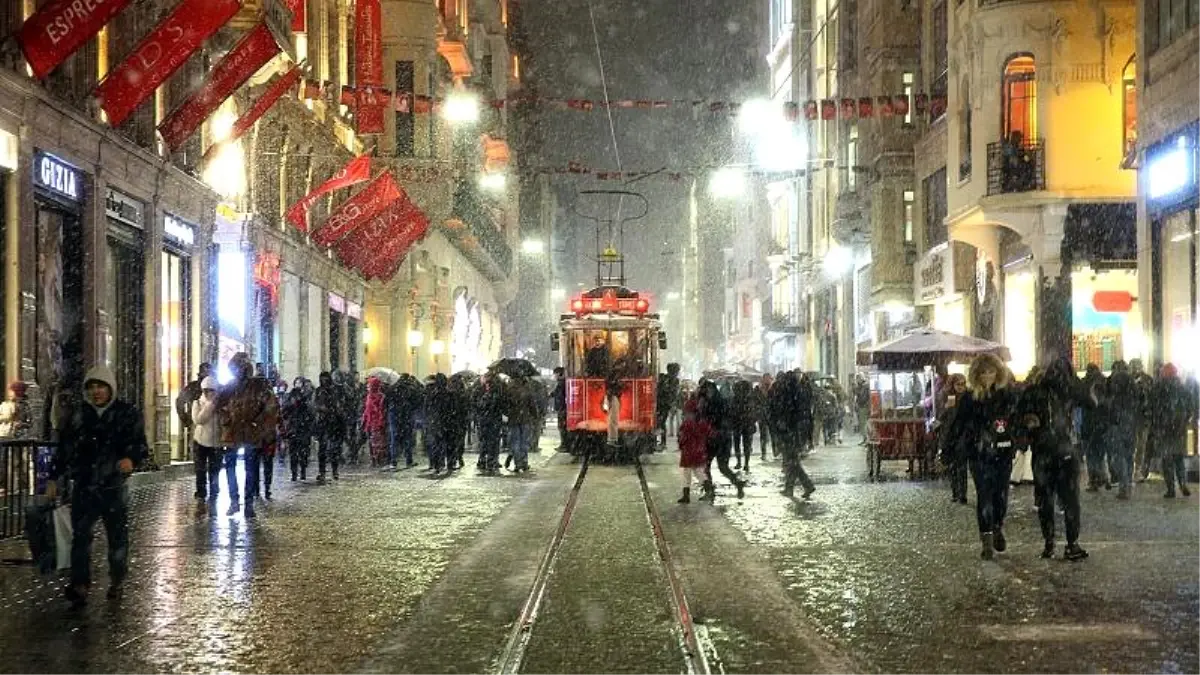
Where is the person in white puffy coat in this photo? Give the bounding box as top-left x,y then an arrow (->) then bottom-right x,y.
191,377 -> 223,515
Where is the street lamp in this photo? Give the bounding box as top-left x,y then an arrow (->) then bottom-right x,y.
443,90 -> 481,124
479,172 -> 507,192
522,239 -> 545,255
708,167 -> 747,199
824,244 -> 854,278
407,329 -> 423,375
430,339 -> 446,373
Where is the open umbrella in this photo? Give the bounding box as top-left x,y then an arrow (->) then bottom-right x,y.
365,367 -> 401,384
488,357 -> 538,378
857,328 -> 1011,371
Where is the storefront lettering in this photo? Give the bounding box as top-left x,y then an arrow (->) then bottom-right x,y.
105,188 -> 143,227
164,214 -> 195,246
329,293 -> 345,313
35,153 -> 81,201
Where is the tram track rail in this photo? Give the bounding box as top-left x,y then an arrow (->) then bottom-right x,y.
493,454 -> 717,675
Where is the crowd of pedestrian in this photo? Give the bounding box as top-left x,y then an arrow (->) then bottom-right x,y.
937,354 -> 1198,562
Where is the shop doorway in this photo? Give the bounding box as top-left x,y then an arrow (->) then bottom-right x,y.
106,230 -> 145,412
346,318 -> 359,372
161,249 -> 191,460
35,204 -> 85,407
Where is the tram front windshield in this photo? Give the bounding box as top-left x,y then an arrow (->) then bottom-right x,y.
569,328 -> 651,378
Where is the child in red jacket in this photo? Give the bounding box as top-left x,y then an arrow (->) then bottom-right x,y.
678,398 -> 713,503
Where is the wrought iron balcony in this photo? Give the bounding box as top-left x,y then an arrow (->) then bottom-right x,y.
986,138 -> 1046,196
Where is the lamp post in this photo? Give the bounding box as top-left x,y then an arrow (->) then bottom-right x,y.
430,339 -> 446,373
408,329 -> 423,376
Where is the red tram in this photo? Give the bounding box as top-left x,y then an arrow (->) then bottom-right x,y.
553,285 -> 664,460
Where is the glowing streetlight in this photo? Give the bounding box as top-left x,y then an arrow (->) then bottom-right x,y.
666,291 -> 681,301
551,288 -> 566,300
479,172 -> 507,192
738,98 -> 776,134
203,107 -> 247,198
824,244 -> 854,278
708,167 -> 747,199
407,330 -> 424,347
442,90 -> 480,124
522,239 -> 545,255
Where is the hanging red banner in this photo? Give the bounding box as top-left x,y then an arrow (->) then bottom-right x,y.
95,0 -> 241,127
312,173 -> 402,247
362,206 -> 430,280
335,195 -> 415,271
227,65 -> 302,141
18,0 -> 134,79
289,0 -> 306,32
286,154 -> 372,230
158,24 -> 281,151
354,0 -> 384,133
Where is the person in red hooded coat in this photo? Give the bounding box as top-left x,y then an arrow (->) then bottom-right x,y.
362,377 -> 388,468
677,397 -> 712,504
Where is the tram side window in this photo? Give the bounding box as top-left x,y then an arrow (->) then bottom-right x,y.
610,329 -> 650,378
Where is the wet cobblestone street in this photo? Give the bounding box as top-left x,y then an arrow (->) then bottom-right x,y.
1,432 -> 1196,673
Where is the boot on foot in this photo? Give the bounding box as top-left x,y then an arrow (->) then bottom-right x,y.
993,527 -> 1007,553
677,488 -> 691,504
1064,543 -> 1089,561
980,532 -> 995,560
1040,540 -> 1055,559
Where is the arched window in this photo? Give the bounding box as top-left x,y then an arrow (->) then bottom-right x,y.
1001,54 -> 1037,144
959,77 -> 972,180
1122,55 -> 1137,160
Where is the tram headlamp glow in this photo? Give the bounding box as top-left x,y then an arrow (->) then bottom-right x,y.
571,299 -> 584,313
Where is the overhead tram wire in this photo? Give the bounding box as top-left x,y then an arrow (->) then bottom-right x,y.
586,0 -> 626,252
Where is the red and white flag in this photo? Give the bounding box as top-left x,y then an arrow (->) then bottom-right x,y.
19,0 -> 134,79
311,172 -> 401,246
285,154 -> 372,231
95,0 -> 241,127
158,24 -> 281,151
354,0 -> 384,133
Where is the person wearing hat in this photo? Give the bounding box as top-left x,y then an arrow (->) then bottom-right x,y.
191,375 -> 223,515
49,364 -> 148,605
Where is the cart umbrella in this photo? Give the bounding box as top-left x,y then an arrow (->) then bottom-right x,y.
857,328 -> 1011,371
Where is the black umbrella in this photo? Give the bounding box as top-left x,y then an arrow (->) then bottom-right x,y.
489,358 -> 538,378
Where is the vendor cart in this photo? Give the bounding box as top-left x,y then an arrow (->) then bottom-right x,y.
857,329 -> 1011,481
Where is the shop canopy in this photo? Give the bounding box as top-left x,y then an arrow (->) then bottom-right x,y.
856,328 -> 1011,371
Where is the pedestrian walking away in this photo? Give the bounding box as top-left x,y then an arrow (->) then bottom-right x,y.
949,354 -> 1018,560
50,365 -> 148,605
217,352 -> 280,517
314,371 -> 346,482
1153,363 -> 1196,499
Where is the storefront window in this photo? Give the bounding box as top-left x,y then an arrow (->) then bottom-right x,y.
160,250 -> 190,461
1162,210 -> 1198,373
1071,267 -> 1142,372
105,232 -> 145,412
1003,268 -> 1036,378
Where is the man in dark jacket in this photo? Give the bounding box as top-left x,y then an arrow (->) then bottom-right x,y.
282,377 -> 315,481
51,365 -> 148,605
217,353 -> 279,515
552,367 -> 568,452
1105,361 -> 1139,499
1129,359 -> 1155,482
656,363 -> 681,447
475,374 -> 505,473
770,372 -> 816,500
1080,364 -> 1110,491
1017,357 -> 1093,561
505,374 -> 540,472
314,371 -> 345,482
697,380 -> 746,500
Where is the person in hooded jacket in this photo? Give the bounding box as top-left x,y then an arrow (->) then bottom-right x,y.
1129,358 -> 1156,482
190,376 -> 222,514
505,374 -> 540,472
948,353 -> 1018,560
50,365 -> 147,605
313,371 -> 345,482
424,374 -> 455,474
729,380 -> 757,471
937,373 -> 969,504
447,374 -> 471,470
1153,363 -> 1196,499
217,353 -> 279,514
1016,357 -> 1095,560
1105,361 -> 1140,499
362,377 -> 389,467
677,397 -> 712,503
282,377 -> 315,481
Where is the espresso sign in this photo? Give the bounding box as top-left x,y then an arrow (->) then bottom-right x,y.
914,243 -> 953,305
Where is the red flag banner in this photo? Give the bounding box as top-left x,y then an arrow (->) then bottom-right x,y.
312,173 -> 402,247
95,0 -> 241,127
335,195 -> 414,271
354,0 -> 383,133
803,100 -> 818,121
19,0 -> 134,79
914,93 -> 929,115
158,23 -> 281,151
876,96 -> 894,116
858,97 -> 874,118
289,0 -> 306,32
227,65 -> 302,141
820,99 -> 836,120
893,95 -> 910,116
286,154 -> 372,231
362,204 -> 430,280
839,98 -> 855,119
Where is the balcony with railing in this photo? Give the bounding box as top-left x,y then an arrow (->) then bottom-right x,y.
986,138 -> 1046,196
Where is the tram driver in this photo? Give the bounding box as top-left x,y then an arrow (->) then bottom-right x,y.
585,334 -> 610,377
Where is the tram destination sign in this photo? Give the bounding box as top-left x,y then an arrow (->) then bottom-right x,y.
34,151 -> 82,202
